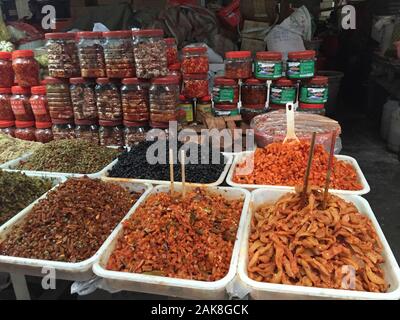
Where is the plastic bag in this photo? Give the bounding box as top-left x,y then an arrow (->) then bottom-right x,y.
0,16 -> 11,41
251,110 -> 342,153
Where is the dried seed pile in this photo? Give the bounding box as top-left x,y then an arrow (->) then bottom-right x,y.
108,141 -> 226,184
0,133 -> 42,164
0,177 -> 140,262
0,170 -> 53,226
16,139 -> 119,174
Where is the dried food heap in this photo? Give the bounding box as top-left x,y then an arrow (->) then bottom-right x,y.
0,133 -> 42,164
0,177 -> 141,262
0,170 -> 53,226
107,188 -> 244,281
16,139 -> 119,174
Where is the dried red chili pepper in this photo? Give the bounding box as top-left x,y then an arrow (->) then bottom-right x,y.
182,74 -> 209,98
182,47 -> 209,74
0,52 -> 14,87
12,50 -> 39,87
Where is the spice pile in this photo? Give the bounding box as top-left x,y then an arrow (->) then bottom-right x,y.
107,188 -> 244,281
248,189 -> 387,292
109,141 -> 227,184
0,170 -> 53,226
0,177 -> 140,262
233,141 -> 362,191
0,133 -> 42,164
16,139 -> 119,174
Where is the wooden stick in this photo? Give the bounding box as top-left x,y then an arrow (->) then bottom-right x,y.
169,148 -> 174,195
301,132 -> 317,207
322,131 -> 337,209
181,149 -> 186,198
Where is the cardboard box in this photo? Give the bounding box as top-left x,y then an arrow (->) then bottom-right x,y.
240,0 -> 277,23
240,38 -> 266,54
241,20 -> 270,41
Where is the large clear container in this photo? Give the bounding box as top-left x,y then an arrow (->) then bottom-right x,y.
0,87 -> 14,121
10,86 -> 34,122
103,31 -> 135,78
0,120 -> 15,137
95,78 -> 123,121
35,122 -> 54,143
124,120 -> 148,146
0,51 -> 14,87
12,50 -> 39,87
75,119 -> 99,145
99,120 -> 124,147
149,76 -> 180,123
182,74 -> 209,98
52,119 -> 76,140
132,29 -> 168,79
45,32 -> 80,78
181,46 -> 209,74
224,51 -> 252,79
121,78 -> 149,122
70,77 -> 97,121
30,86 -> 51,123
76,31 -> 106,78
45,77 -> 74,120
241,78 -> 266,109
15,121 -> 36,141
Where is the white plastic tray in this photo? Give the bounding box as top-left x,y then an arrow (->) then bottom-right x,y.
226,151 -> 371,196
102,154 -> 233,187
237,189 -> 400,300
0,180 -> 152,282
0,153 -> 32,169
93,184 -> 251,300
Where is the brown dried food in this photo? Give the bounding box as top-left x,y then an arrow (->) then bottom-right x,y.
134,40 -> 168,79
0,177 -> 141,262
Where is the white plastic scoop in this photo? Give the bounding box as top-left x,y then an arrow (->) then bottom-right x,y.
283,102 -> 300,144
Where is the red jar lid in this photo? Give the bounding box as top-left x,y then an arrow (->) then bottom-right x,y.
225,51 -> 251,59
15,120 -> 35,128
165,38 -> 176,45
70,77 -> 87,85
151,76 -> 180,85
299,102 -> 325,110
308,76 -> 328,85
35,122 -> 52,129
99,120 -> 123,126
183,74 -> 208,80
149,121 -> 169,129
214,78 -> 236,86
12,86 -> 30,94
75,119 -> 98,126
45,77 -> 67,85
132,29 -> 164,37
121,78 -> 141,85
45,32 -> 76,40
256,51 -> 282,61
52,119 -> 74,125
288,50 -> 316,60
103,30 -> 131,38
124,120 -> 148,127
214,104 -> 237,111
31,86 -> 46,95
76,31 -> 103,39
96,78 -> 111,85
200,95 -> 211,102
244,78 -> 264,85
179,94 -> 191,101
0,120 -> 15,128
182,46 -> 207,54
0,51 -> 12,60
274,78 -> 295,87
12,50 -> 34,59
0,87 -> 11,94
168,63 -> 181,71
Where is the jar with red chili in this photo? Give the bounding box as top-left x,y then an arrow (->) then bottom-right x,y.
76,32 -> 106,78
241,78 -> 266,109
182,47 -> 208,74
30,86 -> 51,123
15,121 -> 36,141
12,50 -> 39,87
0,52 -> 14,87
212,78 -> 238,105
99,120 -> 124,147
45,77 -> 74,120
165,38 -> 179,66
224,51 -> 252,79
35,122 -> 54,143
75,119 -> 99,145
121,78 -> 149,122
182,74 -> 209,98
52,119 -> 76,140
149,76 -> 180,122
0,120 -> 15,137
95,78 -> 123,121
0,87 -> 14,121
10,86 -> 34,122
70,77 -> 97,121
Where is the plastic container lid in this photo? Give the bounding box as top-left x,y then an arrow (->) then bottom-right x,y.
214,104 -> 238,111
15,120 -> 35,128
99,120 -> 123,126
0,120 -> 15,128
179,94 -> 191,101
256,51 -> 282,61
165,38 -> 176,45
45,32 -> 76,40
299,102 -> 325,109
35,122 -> 52,129
76,31 -> 103,39
200,95 -> 211,102
149,121 -> 169,129
31,86 -> 46,95
121,78 -> 141,85
103,30 -> 131,38
273,78 -> 295,87
244,78 -> 264,85
182,46 -> 207,54
225,51 -> 251,59
0,52 -> 12,60
183,74 -> 208,80
12,50 -> 34,59
151,76 -> 180,85
132,29 -> 164,37
75,119 -> 98,126
0,87 -> 12,94
123,120 -> 148,127
214,78 -> 237,86
288,50 -> 316,60
52,119 -> 74,125
96,78 -> 111,85
45,77 -> 67,85
70,77 -> 87,85
11,86 -> 30,94
168,63 -> 181,71
307,76 -> 329,85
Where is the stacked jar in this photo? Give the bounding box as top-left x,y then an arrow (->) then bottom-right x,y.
10,86 -> 35,122
35,122 -> 53,143
12,50 -> 39,87
299,76 -> 328,115
287,50 -> 316,80
45,77 -> 74,120
254,52 -> 283,80
224,51 -> 252,80
165,38 -> 179,67
0,52 -> 14,87
269,78 -> 297,111
0,87 -> 15,137
75,119 -> 99,145
95,78 -> 122,121
212,78 -> 239,116
70,77 -> 97,121
15,121 -> 36,141
121,78 -> 149,123
30,86 -> 51,123
241,79 -> 267,123
76,32 -> 106,78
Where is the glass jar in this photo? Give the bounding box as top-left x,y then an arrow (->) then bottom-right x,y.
95,78 -> 123,121
70,77 -> 97,121
0,120 -> 15,137
15,121 -> 36,141
120,78 -> 149,122
45,77 -> 74,120
10,86 -> 35,122
52,119 -> 76,140
132,29 -> 168,79
242,78 -> 266,108
181,47 -> 209,74
300,76 -> 329,104
12,50 -> 39,87
197,95 -> 212,121
45,32 -> 80,78
178,95 -> 194,124
287,50 -> 316,79
212,78 -> 238,106
0,87 -> 14,121
270,78 -> 297,106
103,31 -> 135,78
76,31 -> 106,78
254,51 -> 283,80
224,51 -> 252,79
213,104 -> 239,117
241,108 -> 265,124
124,120 -> 148,146
99,120 -> 124,147
0,51 -> 14,87
30,86 -> 51,123
75,119 -> 99,145
149,76 -> 180,122
35,122 -> 54,143
165,38 -> 178,66
182,74 -> 209,98
298,103 -> 326,115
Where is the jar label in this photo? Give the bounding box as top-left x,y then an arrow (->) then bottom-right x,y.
287,60 -> 315,78
213,88 -> 234,103
197,103 -> 212,114
30,100 -> 48,115
11,100 -> 26,115
255,61 -> 282,79
179,103 -> 194,123
270,87 -> 296,104
300,87 -> 328,104
213,109 -> 239,117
